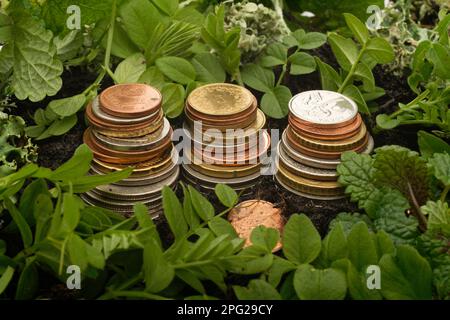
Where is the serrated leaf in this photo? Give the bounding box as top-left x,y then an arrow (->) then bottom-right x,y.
421,200 -> 450,232
234,279 -> 282,300
283,214 -> 321,265
289,52 -> 316,75
261,85 -> 291,119
114,52 -> 146,84
294,265 -> 347,300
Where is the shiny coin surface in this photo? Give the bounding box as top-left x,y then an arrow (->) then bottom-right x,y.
276,165 -> 344,197
277,142 -> 337,181
274,174 -> 346,200
91,96 -> 160,125
187,83 -> 254,116
94,112 -> 164,138
100,83 -> 162,118
289,90 -> 358,126
288,123 -> 368,152
185,107 -> 257,132
93,166 -> 179,201
228,200 -> 284,252
92,118 -> 171,152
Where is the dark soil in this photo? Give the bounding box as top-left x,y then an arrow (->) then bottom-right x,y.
12,45 -> 418,239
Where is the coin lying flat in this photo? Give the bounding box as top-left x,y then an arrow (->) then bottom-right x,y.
95,113 -> 164,138
100,83 -> 162,118
187,83 -> 254,116
185,107 -> 257,131
289,90 -> 358,127
228,200 -> 284,252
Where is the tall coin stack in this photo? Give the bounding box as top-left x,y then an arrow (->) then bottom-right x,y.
182,83 -> 270,193
81,83 -> 179,217
275,90 -> 374,200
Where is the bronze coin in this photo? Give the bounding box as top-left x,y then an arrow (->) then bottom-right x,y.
184,107 -> 257,131
289,113 -> 362,137
228,200 -> 284,252
286,128 -> 369,159
84,129 -> 173,164
99,83 -> 162,118
96,114 -> 164,138
187,83 -> 254,116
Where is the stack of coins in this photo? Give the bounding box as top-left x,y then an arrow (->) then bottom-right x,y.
81,83 -> 179,217
182,83 -> 270,192
275,90 -> 374,200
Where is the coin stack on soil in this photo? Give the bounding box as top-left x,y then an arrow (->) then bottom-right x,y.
81,83 -> 179,217
182,83 -> 270,193
275,90 -> 374,200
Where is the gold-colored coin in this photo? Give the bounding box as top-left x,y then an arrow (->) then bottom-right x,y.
95,113 -> 164,138
276,165 -> 344,197
187,83 -> 254,116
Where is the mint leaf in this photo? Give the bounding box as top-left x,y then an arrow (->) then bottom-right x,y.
294,265 -> 347,300
283,214 -> 321,265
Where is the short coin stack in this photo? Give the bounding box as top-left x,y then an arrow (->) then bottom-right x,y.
275,90 -> 374,200
81,83 -> 179,217
182,83 -> 270,193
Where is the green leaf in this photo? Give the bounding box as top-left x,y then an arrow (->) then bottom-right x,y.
191,52 -> 226,83
365,37 -> 394,64
234,280 -> 282,300
316,58 -> 342,91
427,43 -> 450,79
120,0 -> 162,48
14,257 -> 38,300
49,144 -> 92,182
261,85 -> 292,119
294,265 -> 347,300
4,198 -> 33,249
418,131 -> 450,159
266,256 -> 296,287
151,0 -> 178,16
342,85 -> 370,114
346,260 -> 382,300
224,249 -> 273,275
260,43 -> 288,67
37,115 -> 77,139
139,66 -> 166,90
289,52 -> 316,75
241,64 -> 274,93
48,94 -> 86,118
288,30 -> 327,50
421,200 -> 450,232
144,239 -> 174,293
0,266 -> 14,295
379,245 -> 432,300
319,222 -> 348,266
328,33 -> 358,71
376,114 -> 400,130
250,226 -> 279,253
347,222 -> 378,271
0,240 -> 5,255
176,269 -> 205,294
64,168 -> 133,193
283,214 -> 321,265
214,184 -> 238,208
343,13 -> 369,45
60,193 -> 81,234
162,186 -> 188,239
161,83 -> 185,118
208,216 -> 237,238
337,152 -> 377,208
429,153 -> 450,187
114,52 -> 146,84
7,13 -> 63,102
188,185 -> 215,221
155,56 -> 196,85
354,62 -> 375,92
54,30 -> 83,61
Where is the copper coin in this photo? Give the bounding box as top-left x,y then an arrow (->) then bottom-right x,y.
228,200 -> 284,252
187,83 -> 254,116
286,128 -> 368,159
185,97 -> 257,125
91,96 -> 160,125
193,131 -> 271,166
289,90 -> 358,127
289,113 -> 362,137
99,83 -> 162,118
288,123 -> 368,152
84,130 -> 173,164
184,107 -> 257,131
96,114 -> 164,138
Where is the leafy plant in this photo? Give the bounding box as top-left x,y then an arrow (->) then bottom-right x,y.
241,28 -> 326,118
376,11 -> 450,137
316,13 -> 395,114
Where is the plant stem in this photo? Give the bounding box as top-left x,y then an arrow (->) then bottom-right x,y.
390,89 -> 430,118
441,185 -> 450,202
407,182 -> 427,232
338,44 -> 366,93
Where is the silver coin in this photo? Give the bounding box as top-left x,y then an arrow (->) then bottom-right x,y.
182,163 -> 261,186
93,166 -> 179,201
91,96 -> 160,125
182,173 -> 257,193
83,191 -> 163,207
276,142 -> 338,181
289,90 -> 358,125
92,118 -> 170,152
274,174 -> 346,200
281,130 -> 374,169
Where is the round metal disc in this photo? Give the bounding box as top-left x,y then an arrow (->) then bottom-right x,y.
182,163 -> 261,186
